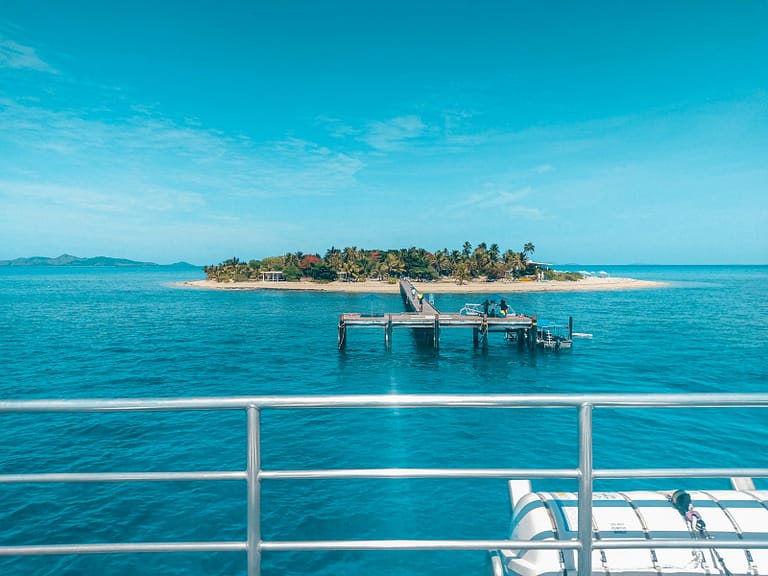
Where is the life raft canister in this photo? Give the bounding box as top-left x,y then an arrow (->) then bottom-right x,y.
499,489 -> 768,576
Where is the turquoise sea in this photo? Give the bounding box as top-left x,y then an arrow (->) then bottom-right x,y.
1,265 -> 767,575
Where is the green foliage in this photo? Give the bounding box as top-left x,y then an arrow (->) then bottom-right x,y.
307,262 -> 338,281
543,269 -> 583,281
282,264 -> 302,281
260,256 -> 285,271
204,241 -> 558,284
453,262 -> 470,285
410,266 -> 436,281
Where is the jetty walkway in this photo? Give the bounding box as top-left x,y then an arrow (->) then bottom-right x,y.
338,278 -> 538,350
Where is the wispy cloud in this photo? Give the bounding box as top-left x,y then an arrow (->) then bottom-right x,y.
443,186 -> 544,219
0,180 -> 206,214
362,115 -> 426,151
0,38 -> 56,73
0,98 -> 365,210
0,95 -> 369,261
324,111 -> 490,152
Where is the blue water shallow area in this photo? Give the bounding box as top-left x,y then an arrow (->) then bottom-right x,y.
1,265 -> 766,575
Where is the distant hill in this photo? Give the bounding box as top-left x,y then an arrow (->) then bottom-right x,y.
0,254 -> 197,267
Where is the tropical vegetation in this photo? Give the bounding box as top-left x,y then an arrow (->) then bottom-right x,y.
203,242 -> 582,283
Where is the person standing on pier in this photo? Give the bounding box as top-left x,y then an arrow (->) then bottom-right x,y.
417,292 -> 424,311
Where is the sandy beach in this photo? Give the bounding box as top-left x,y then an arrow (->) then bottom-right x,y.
182,276 -> 667,293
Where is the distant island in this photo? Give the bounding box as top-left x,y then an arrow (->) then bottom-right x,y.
0,254 -> 197,267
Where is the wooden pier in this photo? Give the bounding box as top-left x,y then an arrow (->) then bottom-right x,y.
337,278 -> 543,350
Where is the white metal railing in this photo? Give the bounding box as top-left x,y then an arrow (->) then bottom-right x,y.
1,393 -> 768,575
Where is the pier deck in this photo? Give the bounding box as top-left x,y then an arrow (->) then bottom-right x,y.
339,312 -> 533,330
337,279 -> 538,350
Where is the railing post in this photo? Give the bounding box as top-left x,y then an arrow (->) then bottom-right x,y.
247,406 -> 262,576
577,402 -> 593,576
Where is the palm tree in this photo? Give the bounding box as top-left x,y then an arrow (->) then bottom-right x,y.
325,246 -> 343,272
342,246 -> 359,265
454,262 -> 470,285
356,252 -> 375,279
434,249 -> 451,278
504,250 -> 524,279
471,243 -> 489,277
489,243 -> 500,263
523,242 -> 535,257
283,252 -> 299,267
340,260 -> 362,281
375,261 -> 389,281
461,241 -> 473,259
487,261 -> 508,281
384,252 -> 405,278
203,265 -> 221,281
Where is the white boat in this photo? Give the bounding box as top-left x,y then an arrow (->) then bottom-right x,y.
537,326 -> 572,350
490,479 -> 768,576
459,303 -> 485,316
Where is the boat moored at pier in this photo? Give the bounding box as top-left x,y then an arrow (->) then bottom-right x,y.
537,323 -> 573,350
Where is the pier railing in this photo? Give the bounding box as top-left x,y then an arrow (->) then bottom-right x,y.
1,393 -> 768,575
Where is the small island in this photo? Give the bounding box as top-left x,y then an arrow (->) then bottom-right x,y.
188,242 -> 665,293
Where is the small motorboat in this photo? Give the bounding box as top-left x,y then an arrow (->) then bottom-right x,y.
459,303 -> 484,316
537,325 -> 572,350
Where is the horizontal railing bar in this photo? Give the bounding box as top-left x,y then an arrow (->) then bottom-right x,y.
0,471 -> 247,484
0,542 -> 246,556
595,539 -> 768,550
260,539 -> 768,552
595,468 -> 768,479
6,538 -> 768,558
260,468 -> 579,480
4,467 -> 764,484
1,393 -> 767,412
260,539 -> 582,551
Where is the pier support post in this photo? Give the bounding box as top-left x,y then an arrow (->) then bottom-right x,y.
480,317 -> 488,349
529,316 -> 537,351
433,318 -> 440,349
337,319 -> 346,350
569,316 -> 573,340
385,316 -> 393,350
473,327 -> 479,347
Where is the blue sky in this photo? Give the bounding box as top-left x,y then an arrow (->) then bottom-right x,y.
1,1 -> 766,265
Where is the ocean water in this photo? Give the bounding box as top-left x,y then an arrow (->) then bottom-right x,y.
0,265 -> 766,575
